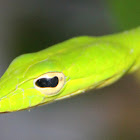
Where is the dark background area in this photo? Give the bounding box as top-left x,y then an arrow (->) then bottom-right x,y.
0,0 -> 139,140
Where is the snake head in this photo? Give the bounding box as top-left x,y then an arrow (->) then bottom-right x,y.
0,37 -> 91,113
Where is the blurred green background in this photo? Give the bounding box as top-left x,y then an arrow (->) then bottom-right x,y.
0,0 -> 139,140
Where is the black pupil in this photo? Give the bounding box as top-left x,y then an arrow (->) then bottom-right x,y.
36,76 -> 59,88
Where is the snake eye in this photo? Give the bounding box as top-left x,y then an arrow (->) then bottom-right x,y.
34,72 -> 65,96
36,76 -> 59,88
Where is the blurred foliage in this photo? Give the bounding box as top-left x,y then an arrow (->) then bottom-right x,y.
107,0 -> 140,31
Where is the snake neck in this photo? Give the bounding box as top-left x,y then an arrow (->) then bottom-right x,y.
101,26 -> 140,73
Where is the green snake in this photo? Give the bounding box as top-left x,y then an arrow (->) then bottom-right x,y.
0,27 -> 139,113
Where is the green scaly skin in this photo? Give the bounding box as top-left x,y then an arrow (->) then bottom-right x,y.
0,27 -> 139,113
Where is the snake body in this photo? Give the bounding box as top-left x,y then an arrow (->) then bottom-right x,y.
0,27 -> 139,113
